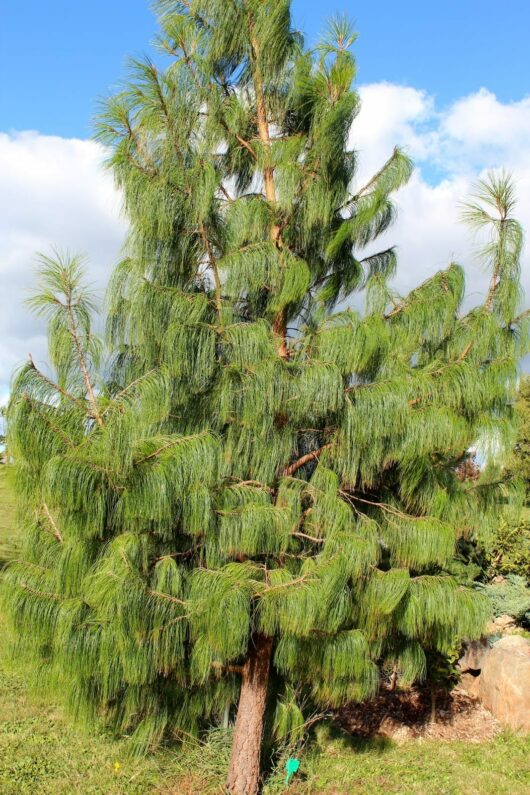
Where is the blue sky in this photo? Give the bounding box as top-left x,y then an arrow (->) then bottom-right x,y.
1,1 -> 530,398
1,0 -> 529,138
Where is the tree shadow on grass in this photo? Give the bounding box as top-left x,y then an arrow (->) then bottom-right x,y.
313,719 -> 394,755
0,541 -> 18,572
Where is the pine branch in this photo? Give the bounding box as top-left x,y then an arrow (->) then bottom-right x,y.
219,183 -> 235,203
101,369 -> 159,414
41,503 -> 64,543
458,342 -> 473,361
234,130 -> 259,160
20,582 -> 62,601
199,221 -> 223,322
261,574 -> 310,594
229,479 -> 275,494
484,216 -> 507,312
22,394 -> 76,449
338,147 -> 405,213
283,444 -> 333,477
27,356 -> 87,414
178,37 -> 203,92
178,0 -> 211,31
149,589 -> 187,606
292,531 -> 324,544
340,491 -> 417,520
354,147 -> 400,199
147,613 -> 190,637
146,61 -> 188,169
216,110 -> 258,160
123,116 -> 157,175
135,431 -> 210,465
63,293 -> 103,427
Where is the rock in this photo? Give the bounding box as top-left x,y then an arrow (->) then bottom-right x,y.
494,635 -> 530,652
458,639 -> 490,672
458,672 -> 481,699
479,635 -> 530,733
388,724 -> 415,744
378,717 -> 415,744
485,614 -> 517,635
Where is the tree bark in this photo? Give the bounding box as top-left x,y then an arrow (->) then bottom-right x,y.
247,17 -> 287,360
226,634 -> 273,795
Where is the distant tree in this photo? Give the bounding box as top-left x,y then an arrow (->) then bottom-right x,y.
504,377 -> 530,487
481,376 -> 530,583
5,3 -> 527,794
0,406 -> 6,458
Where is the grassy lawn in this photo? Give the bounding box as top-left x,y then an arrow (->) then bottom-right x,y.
0,466 -> 19,568
285,732 -> 530,795
0,465 -> 529,794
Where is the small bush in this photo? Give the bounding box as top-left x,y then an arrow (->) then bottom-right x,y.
483,521 -> 530,580
477,575 -> 530,627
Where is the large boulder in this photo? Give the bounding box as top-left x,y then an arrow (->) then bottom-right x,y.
458,672 -> 481,699
457,639 -> 489,699
458,639 -> 490,672
478,635 -> 530,733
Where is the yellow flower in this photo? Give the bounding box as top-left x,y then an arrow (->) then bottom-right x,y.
114,762 -> 121,772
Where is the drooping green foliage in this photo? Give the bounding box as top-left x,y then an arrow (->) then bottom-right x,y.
456,375 -> 530,625
504,376 -> 530,487
5,0 -> 527,761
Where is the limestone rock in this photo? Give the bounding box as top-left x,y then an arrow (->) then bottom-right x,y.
479,635 -> 530,733
485,614 -> 517,635
458,672 -> 481,699
458,639 -> 490,672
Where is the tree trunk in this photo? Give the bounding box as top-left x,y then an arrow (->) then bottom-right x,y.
430,687 -> 437,723
226,634 -> 273,795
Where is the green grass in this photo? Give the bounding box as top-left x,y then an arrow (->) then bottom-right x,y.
284,731 -> 530,795
0,465 -> 529,794
0,665 -> 183,795
0,466 -> 19,568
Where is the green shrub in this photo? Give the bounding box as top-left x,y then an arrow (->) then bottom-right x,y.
483,521 -> 530,580
477,575 -> 530,626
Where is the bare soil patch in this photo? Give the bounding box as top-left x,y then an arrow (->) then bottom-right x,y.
336,684 -> 501,743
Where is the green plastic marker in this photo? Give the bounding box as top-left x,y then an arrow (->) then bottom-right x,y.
285,757 -> 300,785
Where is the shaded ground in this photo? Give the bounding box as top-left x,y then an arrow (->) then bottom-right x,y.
337,683 -> 500,743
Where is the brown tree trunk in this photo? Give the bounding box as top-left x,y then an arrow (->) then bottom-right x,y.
226,634 -> 273,795
247,20 -> 287,361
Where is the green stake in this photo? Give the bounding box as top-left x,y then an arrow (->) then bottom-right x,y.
285,757 -> 300,785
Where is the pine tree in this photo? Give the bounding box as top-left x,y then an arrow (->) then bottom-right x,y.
504,376 -> 530,486
5,3 -> 527,794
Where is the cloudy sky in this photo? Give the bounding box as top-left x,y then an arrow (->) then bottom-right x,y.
1,1 -> 529,401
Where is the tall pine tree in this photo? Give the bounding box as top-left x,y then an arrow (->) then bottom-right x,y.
5,3 -> 526,793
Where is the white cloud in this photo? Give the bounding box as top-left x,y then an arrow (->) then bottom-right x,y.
0,131 -> 126,401
442,89 -> 530,161
1,85 -> 529,399
352,83 -> 436,180
353,84 -> 530,303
